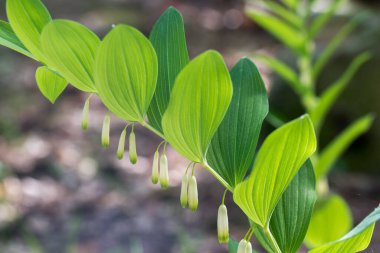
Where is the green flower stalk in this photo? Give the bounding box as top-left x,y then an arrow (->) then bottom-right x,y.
101,112 -> 110,148
217,204 -> 229,243
180,174 -> 189,208
188,175 -> 198,212
159,153 -> 169,188
117,126 -> 127,160
81,95 -> 92,130
129,125 -> 137,164
151,150 -> 159,184
237,239 -> 248,253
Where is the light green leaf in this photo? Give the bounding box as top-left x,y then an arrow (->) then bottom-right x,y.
305,194 -> 353,248
147,7 -> 189,133
308,205 -> 380,253
207,58 -> 268,188
310,52 -> 371,132
314,114 -> 374,179
246,8 -> 305,54
283,0 -> 299,10
35,66 -> 68,104
0,20 -> 35,59
254,54 -> 306,96
162,50 -> 233,164
313,14 -> 365,78
95,24 -> 158,122
233,115 -> 317,227
41,20 -> 100,93
6,0 -> 52,62
254,160 -> 317,253
309,0 -> 348,38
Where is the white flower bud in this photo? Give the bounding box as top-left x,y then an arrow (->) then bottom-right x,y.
117,127 -> 127,160
81,96 -> 91,130
217,204 -> 229,243
159,154 -> 169,188
180,174 -> 189,208
151,151 -> 159,184
245,242 -> 252,253
237,239 -> 248,253
101,113 -> 110,148
188,175 -> 198,212
129,130 -> 137,164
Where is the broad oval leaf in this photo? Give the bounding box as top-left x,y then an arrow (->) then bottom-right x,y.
35,66 -> 68,104
254,160 -> 317,253
147,7 -> 189,133
207,58 -> 268,188
162,50 -> 233,163
305,194 -> 353,248
233,115 -> 317,227
309,205 -> 380,253
0,21 -> 35,59
6,0 -> 52,62
95,24 -> 158,122
41,20 -> 100,93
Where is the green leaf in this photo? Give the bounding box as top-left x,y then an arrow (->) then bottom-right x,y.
41,20 -> 100,93
254,160 -> 317,253
246,8 -> 305,55
314,114 -> 374,179
309,0 -> 348,38
310,52 -> 371,132
0,20 -> 35,59
6,0 -> 52,62
233,115 -> 317,227
313,14 -> 365,78
207,58 -> 268,188
162,50 -> 233,164
283,0 -> 299,10
95,24 -> 158,122
147,7 -> 189,133
305,194 -> 353,248
254,54 -> 306,95
308,205 -> 380,253
35,66 -> 68,104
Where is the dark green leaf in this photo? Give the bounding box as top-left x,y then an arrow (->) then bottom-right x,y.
207,58 -> 268,188
147,7 -> 189,133
0,20 -> 35,59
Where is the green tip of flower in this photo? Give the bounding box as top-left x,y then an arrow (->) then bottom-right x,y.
151,176 -> 159,185
160,180 -> 169,189
130,155 -> 137,164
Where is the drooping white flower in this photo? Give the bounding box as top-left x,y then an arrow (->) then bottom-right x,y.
217,204 -> 229,243
180,174 -> 189,208
188,175 -> 198,212
159,154 -> 169,188
151,151 -> 159,184
129,129 -> 137,164
117,127 -> 127,160
81,95 -> 91,130
237,239 -> 248,253
101,113 -> 110,148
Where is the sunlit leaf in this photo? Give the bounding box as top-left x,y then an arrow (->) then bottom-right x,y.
0,21 -> 35,59
35,66 -> 68,104
254,53 -> 306,95
308,205 -> 380,253
95,24 -> 158,122
310,52 -> 371,132
207,58 -> 268,188
314,114 -> 374,179
41,20 -> 100,93
147,7 -> 189,133
305,194 -> 352,248
162,50 -> 233,164
246,8 -> 305,54
254,160 -> 317,253
6,0 -> 52,62
233,115 -> 317,227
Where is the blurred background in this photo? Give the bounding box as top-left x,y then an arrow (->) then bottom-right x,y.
0,0 -> 379,252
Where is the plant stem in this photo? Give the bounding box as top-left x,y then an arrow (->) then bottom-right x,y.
203,162 -> 233,192
264,225 -> 282,253
140,121 -> 166,139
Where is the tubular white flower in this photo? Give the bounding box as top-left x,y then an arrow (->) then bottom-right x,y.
129,130 -> 137,164
217,204 -> 229,243
81,95 -> 91,130
151,151 -> 159,184
101,113 -> 110,148
180,174 -> 189,208
188,175 -> 198,212
117,127 -> 127,160
245,242 -> 252,253
159,154 -> 169,188
237,239 -> 248,253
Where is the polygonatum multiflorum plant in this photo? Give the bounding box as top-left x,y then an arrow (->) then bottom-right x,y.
245,0 -> 376,249
0,0 -> 379,252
